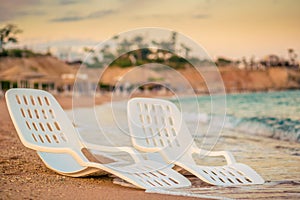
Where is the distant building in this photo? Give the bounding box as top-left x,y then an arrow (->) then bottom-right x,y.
0,70 -> 59,92
0,56 -> 77,94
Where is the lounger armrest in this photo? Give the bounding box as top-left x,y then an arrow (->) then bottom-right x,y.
83,142 -> 144,162
192,148 -> 236,165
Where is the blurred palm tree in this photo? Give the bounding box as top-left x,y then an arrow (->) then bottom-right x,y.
132,35 -> 145,60
288,48 -> 297,66
117,38 -> 132,55
170,31 -> 177,52
180,43 -> 191,58
0,24 -> 22,53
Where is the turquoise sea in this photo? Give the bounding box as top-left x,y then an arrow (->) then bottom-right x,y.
178,90 -> 300,143
72,90 -> 300,148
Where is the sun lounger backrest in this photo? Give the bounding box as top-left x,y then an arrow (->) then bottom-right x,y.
128,98 -> 195,162
6,89 -> 81,151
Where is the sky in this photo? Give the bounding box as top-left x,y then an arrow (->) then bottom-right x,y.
0,0 -> 300,60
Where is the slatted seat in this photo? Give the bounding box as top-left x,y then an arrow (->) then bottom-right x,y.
128,98 -> 265,186
6,89 -> 191,189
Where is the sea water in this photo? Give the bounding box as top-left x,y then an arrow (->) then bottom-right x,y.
178,90 -> 300,143
70,90 -> 300,149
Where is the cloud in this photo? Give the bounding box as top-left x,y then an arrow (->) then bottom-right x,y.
16,10 -> 45,17
50,16 -> 83,22
0,0 -> 42,21
27,38 -> 99,49
132,13 -> 211,21
50,9 -> 116,22
87,10 -> 115,18
0,9 -> 13,22
192,14 -> 211,19
132,13 -> 177,20
58,0 -> 80,5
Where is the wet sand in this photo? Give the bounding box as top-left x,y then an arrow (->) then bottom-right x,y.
1,95 -> 299,199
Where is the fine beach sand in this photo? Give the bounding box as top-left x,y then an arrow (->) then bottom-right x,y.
1,95 -> 300,199
0,95 -> 199,200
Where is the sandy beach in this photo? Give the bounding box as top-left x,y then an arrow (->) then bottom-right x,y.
0,96 -> 199,200
1,95 -> 300,199
1,0 -> 300,198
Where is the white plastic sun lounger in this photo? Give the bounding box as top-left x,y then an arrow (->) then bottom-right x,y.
6,89 -> 191,189
128,98 -> 265,186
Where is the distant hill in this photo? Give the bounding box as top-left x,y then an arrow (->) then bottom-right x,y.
0,56 -> 77,91
177,66 -> 300,93
0,56 -> 299,93
0,56 -> 75,77
99,66 -> 300,93
219,67 -> 300,92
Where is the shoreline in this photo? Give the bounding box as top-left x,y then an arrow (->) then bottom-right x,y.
1,94 -> 300,199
